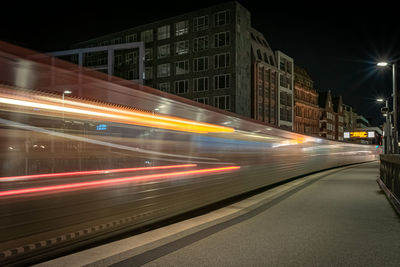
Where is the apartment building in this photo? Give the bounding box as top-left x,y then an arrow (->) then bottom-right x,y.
69,1 -> 252,117
293,65 -> 319,135
250,28 -> 278,125
276,51 -> 294,130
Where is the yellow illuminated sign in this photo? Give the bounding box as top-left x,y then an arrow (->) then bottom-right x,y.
350,131 -> 368,138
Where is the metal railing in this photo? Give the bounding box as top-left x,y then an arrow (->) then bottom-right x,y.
379,154 -> 400,213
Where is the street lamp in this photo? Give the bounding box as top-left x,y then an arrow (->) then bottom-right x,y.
377,97 -> 392,154
377,61 -> 398,153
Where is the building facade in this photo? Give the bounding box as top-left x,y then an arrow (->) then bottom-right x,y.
69,1 -> 252,117
293,65 -> 319,135
250,28 -> 278,125
318,90 -> 335,139
343,104 -> 358,130
276,51 -> 294,130
332,96 -> 344,140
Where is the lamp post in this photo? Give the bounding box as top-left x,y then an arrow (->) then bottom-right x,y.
377,61 -> 398,153
377,98 -> 392,154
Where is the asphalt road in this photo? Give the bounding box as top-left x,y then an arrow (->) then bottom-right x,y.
113,161 -> 400,267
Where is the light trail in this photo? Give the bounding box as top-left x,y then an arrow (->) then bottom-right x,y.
0,166 -> 240,197
0,164 -> 197,182
0,89 -> 234,134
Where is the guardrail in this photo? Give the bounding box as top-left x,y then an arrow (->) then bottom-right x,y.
378,154 -> 400,214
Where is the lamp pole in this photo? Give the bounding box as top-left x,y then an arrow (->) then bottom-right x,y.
378,98 -> 392,154
393,62 -> 398,153
378,61 -> 398,153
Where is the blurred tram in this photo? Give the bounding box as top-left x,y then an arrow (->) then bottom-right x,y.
0,41 -> 379,264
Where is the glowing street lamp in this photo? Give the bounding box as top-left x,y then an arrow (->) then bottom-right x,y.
377,61 -> 398,153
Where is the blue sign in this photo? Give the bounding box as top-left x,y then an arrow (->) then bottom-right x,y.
96,124 -> 108,131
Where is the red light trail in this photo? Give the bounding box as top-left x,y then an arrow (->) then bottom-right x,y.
0,166 -> 240,197
0,164 -> 197,182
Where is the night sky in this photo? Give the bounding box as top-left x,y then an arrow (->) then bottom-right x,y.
2,1 -> 399,126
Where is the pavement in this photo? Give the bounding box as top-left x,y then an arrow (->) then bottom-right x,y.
37,161 -> 400,267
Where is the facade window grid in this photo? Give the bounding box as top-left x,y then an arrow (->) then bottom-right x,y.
174,80 -> 189,94
157,44 -> 170,59
157,25 -> 171,40
145,48 -> 153,61
193,15 -> 209,32
141,30 -> 153,42
157,63 -> 170,78
145,67 -> 153,80
214,10 -> 230,26
193,36 -> 209,52
194,97 -> 209,105
126,51 -> 138,64
214,74 -> 230,89
175,20 -> 189,36
175,60 -> 189,75
193,77 -> 209,92
193,56 -> 209,72
175,40 -> 189,55
158,82 -> 170,92
214,31 -> 230,48
126,34 -> 137,43
214,53 -> 230,69
214,95 -> 230,110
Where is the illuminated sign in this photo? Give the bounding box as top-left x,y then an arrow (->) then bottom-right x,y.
96,124 -> 108,130
344,132 -> 350,139
368,131 -> 375,138
350,131 -> 368,138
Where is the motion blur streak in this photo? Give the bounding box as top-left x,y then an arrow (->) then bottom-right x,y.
0,118 -> 219,161
0,89 -> 234,134
0,166 -> 240,197
0,164 -> 197,182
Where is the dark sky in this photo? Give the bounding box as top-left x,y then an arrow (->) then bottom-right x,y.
2,1 -> 399,126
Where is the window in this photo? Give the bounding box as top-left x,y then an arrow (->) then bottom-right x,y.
141,30 -> 153,42
193,36 -> 209,52
193,57 -> 209,72
145,48 -> 153,61
195,97 -> 209,105
145,67 -> 153,80
158,82 -> 170,92
214,95 -> 230,110
114,55 -> 122,65
174,80 -> 189,94
280,74 -> 289,88
157,25 -> 170,40
175,20 -> 188,36
214,74 -> 230,89
256,50 -> 262,60
126,51 -> 138,64
126,34 -> 137,43
214,10 -> 230,26
175,40 -> 189,55
128,69 -> 138,80
280,59 -> 285,71
158,44 -> 170,59
194,15 -> 209,32
214,53 -> 230,69
175,60 -> 189,75
215,32 -> 230,47
112,38 -> 122,44
193,77 -> 209,92
157,63 -> 170,78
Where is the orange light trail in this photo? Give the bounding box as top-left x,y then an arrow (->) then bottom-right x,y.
0,166 -> 240,197
0,89 -> 234,134
0,164 -> 197,182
